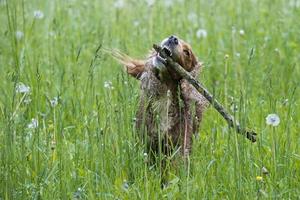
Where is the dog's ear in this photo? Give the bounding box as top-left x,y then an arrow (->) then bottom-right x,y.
106,49 -> 145,79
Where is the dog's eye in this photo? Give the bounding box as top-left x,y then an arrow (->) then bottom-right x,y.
183,49 -> 190,56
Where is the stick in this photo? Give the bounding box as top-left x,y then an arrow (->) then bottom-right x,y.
153,44 -> 257,142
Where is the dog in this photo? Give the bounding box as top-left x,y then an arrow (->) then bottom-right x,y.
112,35 -> 208,159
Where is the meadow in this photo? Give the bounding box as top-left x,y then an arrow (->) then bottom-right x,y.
1,0 -> 300,199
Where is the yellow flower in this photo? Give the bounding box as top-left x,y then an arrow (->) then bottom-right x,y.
256,176 -> 263,181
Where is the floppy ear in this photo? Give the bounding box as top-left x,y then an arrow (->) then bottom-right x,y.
107,49 -> 146,79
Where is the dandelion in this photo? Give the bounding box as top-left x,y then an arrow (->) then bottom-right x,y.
146,0 -> 155,6
27,118 -> 38,129
256,176 -> 263,181
104,81 -> 114,89
16,82 -> 30,94
266,113 -> 280,127
15,31 -> 24,40
236,52 -> 241,57
33,10 -> 44,19
239,29 -> 245,36
50,97 -> 58,107
196,28 -> 207,38
262,166 -> 269,175
113,0 -> 125,9
274,48 -> 279,53
224,54 -> 229,59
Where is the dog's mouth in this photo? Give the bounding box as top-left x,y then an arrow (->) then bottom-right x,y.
162,45 -> 172,57
157,45 -> 172,64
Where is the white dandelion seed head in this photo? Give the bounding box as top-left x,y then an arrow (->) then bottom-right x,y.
146,0 -> 155,7
33,10 -> 44,19
266,113 -> 280,127
236,52 -> 241,57
27,118 -> 38,129
143,152 -> 148,157
104,81 -> 114,89
113,0 -> 125,9
50,97 -> 58,107
196,28 -> 207,39
15,31 -> 24,40
16,82 -> 30,94
274,48 -> 279,53
262,166 -> 269,175
239,29 -> 245,36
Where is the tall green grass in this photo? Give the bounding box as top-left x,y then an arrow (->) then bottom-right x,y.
1,0 -> 300,199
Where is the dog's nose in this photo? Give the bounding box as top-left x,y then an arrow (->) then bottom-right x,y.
168,35 -> 178,45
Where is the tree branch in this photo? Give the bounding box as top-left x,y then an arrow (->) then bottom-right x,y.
153,44 -> 257,142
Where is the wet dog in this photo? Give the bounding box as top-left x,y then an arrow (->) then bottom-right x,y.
112,36 -> 208,158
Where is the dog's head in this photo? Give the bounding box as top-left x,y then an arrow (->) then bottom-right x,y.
113,35 -> 199,81
160,35 -> 197,72
153,35 -> 198,81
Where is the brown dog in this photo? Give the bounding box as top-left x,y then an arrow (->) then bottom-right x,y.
112,36 -> 208,158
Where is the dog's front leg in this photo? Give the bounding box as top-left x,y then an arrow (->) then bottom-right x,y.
179,80 -> 193,157
182,98 -> 193,158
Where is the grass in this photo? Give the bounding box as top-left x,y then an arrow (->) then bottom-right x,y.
1,0 -> 300,199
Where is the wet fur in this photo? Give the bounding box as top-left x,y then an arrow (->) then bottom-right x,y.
110,39 -> 208,158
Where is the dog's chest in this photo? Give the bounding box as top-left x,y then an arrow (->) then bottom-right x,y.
152,90 -> 176,133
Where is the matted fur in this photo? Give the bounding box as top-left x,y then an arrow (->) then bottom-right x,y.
111,37 -> 208,157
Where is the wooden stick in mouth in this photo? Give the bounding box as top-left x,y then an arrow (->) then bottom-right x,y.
153,44 -> 257,143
